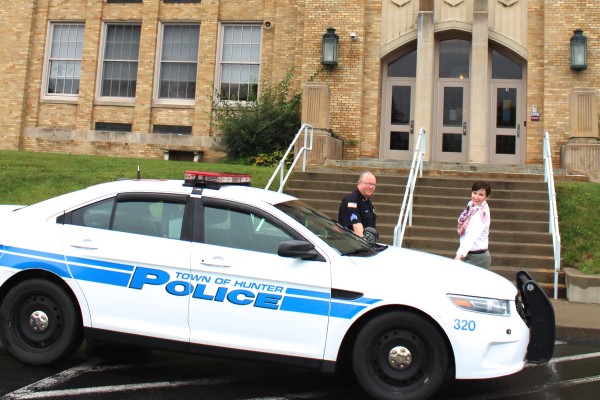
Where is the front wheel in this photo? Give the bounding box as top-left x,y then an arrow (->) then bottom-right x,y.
352,311 -> 449,400
0,279 -> 83,365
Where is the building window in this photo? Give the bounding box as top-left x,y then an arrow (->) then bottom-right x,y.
219,24 -> 262,101
153,124 -> 192,135
439,39 -> 470,79
95,122 -> 132,132
46,23 -> 85,96
158,24 -> 200,100
492,50 -> 522,80
100,24 -> 141,98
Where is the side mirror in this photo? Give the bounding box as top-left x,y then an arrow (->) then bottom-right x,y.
278,240 -> 320,260
363,227 -> 379,244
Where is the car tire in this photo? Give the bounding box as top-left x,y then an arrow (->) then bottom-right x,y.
352,311 -> 449,400
0,279 -> 83,365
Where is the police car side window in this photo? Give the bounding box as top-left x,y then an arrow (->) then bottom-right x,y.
112,199 -> 186,239
69,198 -> 114,230
204,206 -> 293,254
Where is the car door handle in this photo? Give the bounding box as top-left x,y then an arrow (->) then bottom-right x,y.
70,239 -> 98,250
200,256 -> 230,268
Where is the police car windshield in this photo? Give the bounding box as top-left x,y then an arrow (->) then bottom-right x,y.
276,200 -> 374,256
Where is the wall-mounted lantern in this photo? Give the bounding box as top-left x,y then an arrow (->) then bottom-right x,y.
570,29 -> 587,71
322,27 -> 339,68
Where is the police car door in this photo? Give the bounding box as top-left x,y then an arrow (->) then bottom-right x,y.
188,201 -> 331,360
61,194 -> 192,342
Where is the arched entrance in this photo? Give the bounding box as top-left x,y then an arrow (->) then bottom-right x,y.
381,39 -> 526,164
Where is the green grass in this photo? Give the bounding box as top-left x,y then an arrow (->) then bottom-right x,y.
1,150 -> 599,275
0,150 -> 278,205
556,181 -> 600,275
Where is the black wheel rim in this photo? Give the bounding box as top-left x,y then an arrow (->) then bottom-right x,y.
11,292 -> 64,349
369,328 -> 429,387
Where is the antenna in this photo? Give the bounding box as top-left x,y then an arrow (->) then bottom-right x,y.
136,165 -> 141,180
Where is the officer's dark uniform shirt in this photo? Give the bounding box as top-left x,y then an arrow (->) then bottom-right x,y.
338,188 -> 376,231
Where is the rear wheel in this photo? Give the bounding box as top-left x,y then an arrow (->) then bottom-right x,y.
352,311 -> 449,400
0,279 -> 82,365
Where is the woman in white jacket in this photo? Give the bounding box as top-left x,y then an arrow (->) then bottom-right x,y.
455,181 -> 492,269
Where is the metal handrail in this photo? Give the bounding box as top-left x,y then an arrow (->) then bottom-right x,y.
543,131 -> 561,300
393,128 -> 426,247
265,124 -> 314,193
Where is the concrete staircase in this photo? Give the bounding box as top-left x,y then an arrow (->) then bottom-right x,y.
284,162 -> 585,299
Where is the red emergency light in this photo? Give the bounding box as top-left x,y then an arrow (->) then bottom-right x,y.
183,171 -> 252,188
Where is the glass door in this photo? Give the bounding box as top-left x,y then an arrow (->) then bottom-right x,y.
436,81 -> 469,162
490,82 -> 522,164
434,39 -> 470,163
382,80 -> 415,160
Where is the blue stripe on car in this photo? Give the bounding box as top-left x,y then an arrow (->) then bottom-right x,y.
1,246 -> 381,319
68,264 -> 132,287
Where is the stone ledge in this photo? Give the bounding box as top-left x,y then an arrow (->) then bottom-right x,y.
565,267 -> 600,304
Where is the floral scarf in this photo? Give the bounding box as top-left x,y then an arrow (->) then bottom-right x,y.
457,201 -> 488,237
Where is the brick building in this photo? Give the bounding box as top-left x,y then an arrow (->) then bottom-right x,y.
0,0 -> 598,173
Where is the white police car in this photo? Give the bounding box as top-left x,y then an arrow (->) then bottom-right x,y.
0,171 -> 554,400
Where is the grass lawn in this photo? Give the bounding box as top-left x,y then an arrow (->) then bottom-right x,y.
0,150 -> 277,205
1,150 -> 599,274
556,182 -> 600,274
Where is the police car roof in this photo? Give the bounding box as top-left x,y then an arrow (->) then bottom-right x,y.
76,178 -> 294,205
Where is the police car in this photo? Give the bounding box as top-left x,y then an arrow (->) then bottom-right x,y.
0,171 -> 554,400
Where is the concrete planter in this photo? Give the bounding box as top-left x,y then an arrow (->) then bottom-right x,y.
565,267 -> 600,304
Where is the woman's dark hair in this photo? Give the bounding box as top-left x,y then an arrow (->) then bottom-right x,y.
472,180 -> 492,196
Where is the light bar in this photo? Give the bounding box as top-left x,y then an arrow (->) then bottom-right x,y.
183,171 -> 252,188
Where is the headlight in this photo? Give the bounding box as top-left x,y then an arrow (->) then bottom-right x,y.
448,294 -> 510,316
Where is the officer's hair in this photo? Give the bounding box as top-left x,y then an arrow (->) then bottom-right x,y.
359,171 -> 375,182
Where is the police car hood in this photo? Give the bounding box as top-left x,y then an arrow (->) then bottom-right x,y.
332,245 -> 518,301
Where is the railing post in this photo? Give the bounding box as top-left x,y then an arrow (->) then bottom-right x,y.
393,128 -> 425,247
265,124 -> 313,192
543,131 -> 561,300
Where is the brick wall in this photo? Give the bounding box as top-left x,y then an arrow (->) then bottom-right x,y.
0,2 -> 35,150
2,1 -> 597,167
536,0 -> 600,162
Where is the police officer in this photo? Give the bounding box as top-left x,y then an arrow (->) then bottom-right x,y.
338,171 -> 377,237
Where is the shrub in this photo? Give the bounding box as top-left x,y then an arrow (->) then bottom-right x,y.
213,68 -> 302,161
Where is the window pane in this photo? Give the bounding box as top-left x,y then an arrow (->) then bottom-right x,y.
496,88 -> 517,128
496,135 -> 516,155
159,24 -> 200,99
443,87 -> 463,127
204,206 -> 293,254
47,24 -> 85,95
70,198 -> 114,229
219,24 -> 261,101
391,86 -> 411,124
439,39 -> 469,78
388,50 -> 417,78
102,24 -> 140,97
390,131 -> 409,151
442,133 -> 462,152
492,50 -> 522,79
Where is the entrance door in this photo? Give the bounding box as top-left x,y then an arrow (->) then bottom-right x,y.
435,81 -> 469,162
382,80 -> 415,160
490,82 -> 522,164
